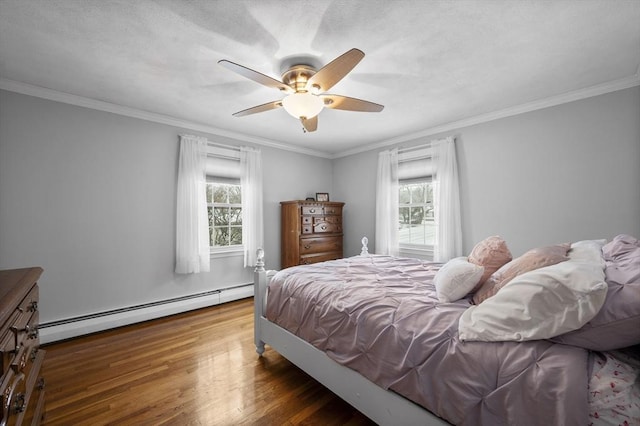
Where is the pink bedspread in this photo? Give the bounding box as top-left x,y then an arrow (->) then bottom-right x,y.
266,255 -> 589,425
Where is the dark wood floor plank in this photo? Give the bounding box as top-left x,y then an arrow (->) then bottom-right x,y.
42,298 -> 375,425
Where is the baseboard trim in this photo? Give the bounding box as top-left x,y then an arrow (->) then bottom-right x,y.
39,284 -> 254,344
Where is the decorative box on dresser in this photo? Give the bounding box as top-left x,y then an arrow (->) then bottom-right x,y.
281,200 -> 345,269
0,268 -> 45,426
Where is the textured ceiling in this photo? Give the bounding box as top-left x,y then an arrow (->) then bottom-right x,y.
1,0 -> 639,157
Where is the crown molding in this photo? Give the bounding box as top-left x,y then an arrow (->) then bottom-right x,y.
332,72 -> 640,159
2,74 -> 638,161
0,78 -> 332,159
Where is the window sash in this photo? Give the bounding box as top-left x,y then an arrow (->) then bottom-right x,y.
206,182 -> 243,249
398,179 -> 435,251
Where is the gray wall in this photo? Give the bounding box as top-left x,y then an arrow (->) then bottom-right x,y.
2,86 -> 639,327
334,86 -> 640,257
0,90 -> 332,324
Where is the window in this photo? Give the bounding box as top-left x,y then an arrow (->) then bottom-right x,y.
206,182 -> 242,248
399,180 -> 435,249
376,138 -> 460,261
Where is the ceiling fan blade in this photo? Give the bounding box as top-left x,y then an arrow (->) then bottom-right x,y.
219,60 -> 294,94
321,94 -> 384,112
301,115 -> 318,132
306,48 -> 365,93
232,100 -> 283,117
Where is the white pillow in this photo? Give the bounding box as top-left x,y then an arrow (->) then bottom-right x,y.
435,257 -> 484,303
569,239 -> 606,264
458,242 -> 608,342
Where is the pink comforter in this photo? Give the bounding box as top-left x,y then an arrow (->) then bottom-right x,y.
266,255 -> 589,425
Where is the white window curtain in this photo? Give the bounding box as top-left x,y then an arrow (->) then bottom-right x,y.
375,148 -> 399,256
432,136 -> 462,262
175,135 -> 210,274
240,146 -> 264,267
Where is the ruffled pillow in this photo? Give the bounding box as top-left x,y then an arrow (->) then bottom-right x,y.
473,243 -> 571,304
467,236 -> 512,291
434,258 -> 484,303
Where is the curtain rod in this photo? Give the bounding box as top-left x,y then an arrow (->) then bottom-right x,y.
179,134 -> 242,152
207,141 -> 241,152
397,143 -> 431,154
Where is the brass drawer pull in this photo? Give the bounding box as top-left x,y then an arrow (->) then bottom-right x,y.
28,327 -> 38,340
12,392 -> 25,414
1,372 -> 25,423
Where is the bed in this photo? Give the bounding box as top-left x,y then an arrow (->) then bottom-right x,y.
253,235 -> 640,425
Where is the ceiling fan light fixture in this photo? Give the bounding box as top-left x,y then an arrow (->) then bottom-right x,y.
282,92 -> 324,119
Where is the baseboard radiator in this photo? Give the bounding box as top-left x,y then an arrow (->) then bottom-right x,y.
39,283 -> 254,344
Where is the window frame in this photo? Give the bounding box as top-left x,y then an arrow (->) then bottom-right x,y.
398,177 -> 436,260
206,180 -> 244,256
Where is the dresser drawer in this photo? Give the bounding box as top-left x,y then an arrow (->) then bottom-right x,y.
313,222 -> 342,234
300,237 -> 343,255
303,221 -> 342,234
301,205 -> 343,216
313,216 -> 341,225
18,349 -> 45,426
299,252 -> 342,265
0,313 -> 19,374
1,368 -> 27,424
323,205 -> 342,215
16,286 -> 38,316
10,311 -> 39,357
301,205 -> 323,215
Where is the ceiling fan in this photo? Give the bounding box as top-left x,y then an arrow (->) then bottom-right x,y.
218,48 -> 384,133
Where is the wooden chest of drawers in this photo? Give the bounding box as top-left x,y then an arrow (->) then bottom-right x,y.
0,268 -> 45,426
281,200 -> 344,269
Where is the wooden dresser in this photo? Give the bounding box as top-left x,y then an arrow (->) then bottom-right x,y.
0,268 -> 45,426
281,200 -> 345,268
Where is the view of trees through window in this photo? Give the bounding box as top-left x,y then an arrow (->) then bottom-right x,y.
399,181 -> 435,246
206,183 -> 242,247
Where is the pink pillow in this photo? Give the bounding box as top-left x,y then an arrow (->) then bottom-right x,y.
473,243 -> 571,305
468,236 -> 512,291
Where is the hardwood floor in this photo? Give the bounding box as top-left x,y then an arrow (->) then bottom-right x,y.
42,298 -> 376,426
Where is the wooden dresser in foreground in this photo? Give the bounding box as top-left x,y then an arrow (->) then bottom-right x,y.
0,268 -> 45,425
281,200 -> 345,268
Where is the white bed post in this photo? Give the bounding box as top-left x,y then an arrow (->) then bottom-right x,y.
360,236 -> 370,256
253,248 -> 266,356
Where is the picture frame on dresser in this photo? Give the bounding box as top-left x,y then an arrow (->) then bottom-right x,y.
315,192 -> 329,202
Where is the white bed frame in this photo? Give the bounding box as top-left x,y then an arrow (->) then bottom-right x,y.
253,238 -> 449,426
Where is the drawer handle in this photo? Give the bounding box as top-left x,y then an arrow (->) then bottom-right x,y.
12,392 -> 25,414
37,378 -> 45,390
1,372 -> 25,423
309,208 -> 316,213
321,225 -> 327,230
28,301 -> 38,312
28,327 -> 38,340
304,245 -> 311,249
